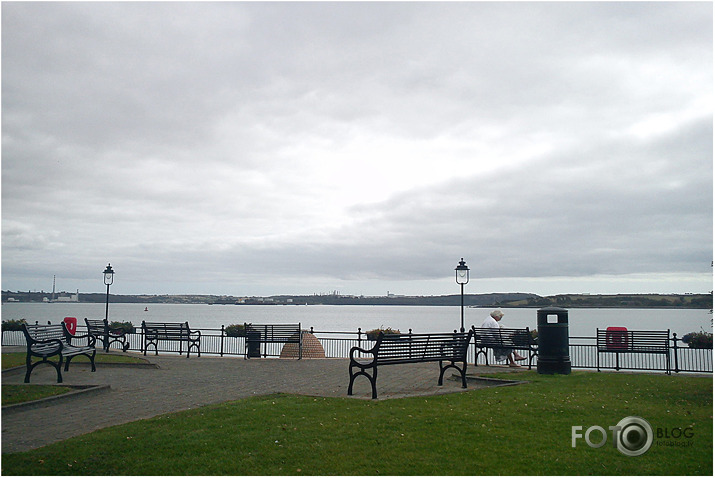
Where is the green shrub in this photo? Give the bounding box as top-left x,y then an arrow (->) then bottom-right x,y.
225,324 -> 246,337
1,319 -> 26,331
365,326 -> 401,341
682,331 -> 713,349
109,321 -> 135,334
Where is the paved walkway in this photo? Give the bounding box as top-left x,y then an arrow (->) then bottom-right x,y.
2,349 -> 527,453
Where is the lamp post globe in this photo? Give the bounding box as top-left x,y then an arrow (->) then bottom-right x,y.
455,258 -> 470,332
455,258 -> 469,285
103,264 -> 114,286
103,263 -> 115,321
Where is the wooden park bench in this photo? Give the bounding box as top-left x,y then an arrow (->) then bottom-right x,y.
347,329 -> 474,399
141,321 -> 201,357
472,326 -> 538,369
84,318 -> 130,353
597,328 -> 671,374
21,323 -> 96,383
244,323 -> 303,359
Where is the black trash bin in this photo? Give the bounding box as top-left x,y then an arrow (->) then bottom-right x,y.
537,307 -> 571,374
247,331 -> 261,358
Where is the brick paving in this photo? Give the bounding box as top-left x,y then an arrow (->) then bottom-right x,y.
2,348 -> 525,453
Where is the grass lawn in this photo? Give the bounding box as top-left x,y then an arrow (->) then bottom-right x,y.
1,370 -> 711,475
2,384 -> 74,405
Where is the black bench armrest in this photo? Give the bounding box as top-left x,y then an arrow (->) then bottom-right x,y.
68,331 -> 97,348
349,343 -> 377,363
350,332 -> 385,364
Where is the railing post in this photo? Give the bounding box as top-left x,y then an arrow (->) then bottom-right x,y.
357,327 -> 362,349
672,333 -> 680,373
220,325 -> 225,357
409,328 -> 413,358
474,331 -> 478,366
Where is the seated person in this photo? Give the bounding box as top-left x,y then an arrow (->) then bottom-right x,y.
481,310 -> 527,367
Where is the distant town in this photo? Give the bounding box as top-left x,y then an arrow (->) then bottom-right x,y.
1,290 -> 712,309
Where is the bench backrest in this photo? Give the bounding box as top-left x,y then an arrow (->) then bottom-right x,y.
597,329 -> 670,353
85,318 -> 107,336
374,330 -> 473,365
473,327 -> 535,348
22,323 -> 71,346
244,323 -> 302,343
142,321 -> 191,339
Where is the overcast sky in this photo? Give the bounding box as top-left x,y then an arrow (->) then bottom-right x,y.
2,2 -> 712,297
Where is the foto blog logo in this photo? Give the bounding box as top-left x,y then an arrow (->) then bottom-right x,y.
572,416 -> 653,457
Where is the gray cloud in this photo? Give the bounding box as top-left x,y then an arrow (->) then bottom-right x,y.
2,2 -> 711,295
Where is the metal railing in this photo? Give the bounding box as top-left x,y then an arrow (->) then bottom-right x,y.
2,325 -> 711,373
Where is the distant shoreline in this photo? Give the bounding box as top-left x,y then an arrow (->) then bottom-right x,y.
2,291 -> 712,310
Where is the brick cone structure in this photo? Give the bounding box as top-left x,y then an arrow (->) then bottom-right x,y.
280,331 -> 326,358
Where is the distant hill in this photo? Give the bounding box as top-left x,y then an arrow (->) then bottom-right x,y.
499,293 -> 713,309
3,290 -> 711,309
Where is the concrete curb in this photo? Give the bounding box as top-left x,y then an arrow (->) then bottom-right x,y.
2,384 -> 111,414
463,375 -> 530,387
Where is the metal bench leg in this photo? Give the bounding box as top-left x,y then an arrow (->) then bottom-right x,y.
347,366 -> 356,395
24,354 -> 33,383
25,356 -> 64,383
459,361 -> 468,388
347,366 -> 378,399
64,352 -> 96,373
439,360 -> 468,388
370,367 -> 378,399
56,356 -> 64,383
88,350 -> 97,372
64,355 -> 73,371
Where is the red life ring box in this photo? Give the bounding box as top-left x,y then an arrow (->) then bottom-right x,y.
63,317 -> 78,335
606,326 -> 628,350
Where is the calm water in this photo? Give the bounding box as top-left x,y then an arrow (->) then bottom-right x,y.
2,302 -> 712,338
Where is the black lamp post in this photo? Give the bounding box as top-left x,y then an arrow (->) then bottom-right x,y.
103,263 -> 115,321
455,258 -> 470,332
